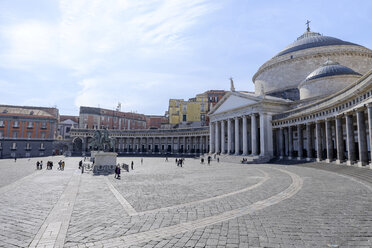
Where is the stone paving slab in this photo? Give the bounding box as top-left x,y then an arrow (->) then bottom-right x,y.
1,156 -> 372,247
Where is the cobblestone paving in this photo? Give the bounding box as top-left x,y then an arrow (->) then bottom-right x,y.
0,157 -> 371,247
0,156 -> 80,248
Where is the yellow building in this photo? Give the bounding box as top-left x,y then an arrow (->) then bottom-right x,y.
168,94 -> 208,126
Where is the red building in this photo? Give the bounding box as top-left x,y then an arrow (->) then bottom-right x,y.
145,115 -> 169,129
79,106 -> 147,130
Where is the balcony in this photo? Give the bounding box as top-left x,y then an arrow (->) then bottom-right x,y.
10,147 -> 17,151
40,125 -> 47,129
27,125 -> 34,129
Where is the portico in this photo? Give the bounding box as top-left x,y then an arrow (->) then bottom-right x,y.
208,91 -> 290,160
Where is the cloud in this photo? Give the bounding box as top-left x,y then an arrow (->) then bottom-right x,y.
0,0 -> 222,114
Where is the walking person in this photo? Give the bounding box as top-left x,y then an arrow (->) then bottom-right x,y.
131,161 -> 134,170
81,162 -> 84,174
40,161 -> 43,170
141,158 -> 143,165
79,160 -> 82,169
61,161 -> 65,171
58,160 -> 62,170
36,161 -> 40,170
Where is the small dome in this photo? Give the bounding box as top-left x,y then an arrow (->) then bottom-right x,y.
275,31 -> 362,57
304,60 -> 361,82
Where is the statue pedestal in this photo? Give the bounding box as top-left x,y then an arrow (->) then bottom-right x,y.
93,151 -> 117,174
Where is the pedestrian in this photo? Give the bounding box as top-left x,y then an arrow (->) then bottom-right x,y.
115,164 -> 121,179
58,160 -> 62,170
131,161 -> 134,170
201,158 -> 204,164
79,160 -> 82,169
40,161 -> 43,170
114,164 -> 118,178
141,158 -> 143,165
207,156 -> 211,165
217,157 -> 219,163
36,161 -> 40,170
81,163 -> 84,174
14,157 -> 17,162
61,161 -> 65,171
165,157 -> 168,162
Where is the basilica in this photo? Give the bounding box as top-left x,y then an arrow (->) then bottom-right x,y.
209,26 -> 372,167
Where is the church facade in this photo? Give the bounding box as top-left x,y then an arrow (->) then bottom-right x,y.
208,28 -> 372,167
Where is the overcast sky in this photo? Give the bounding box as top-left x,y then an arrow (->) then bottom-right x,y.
1,0 -> 372,116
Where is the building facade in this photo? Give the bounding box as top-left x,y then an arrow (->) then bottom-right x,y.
209,27 -> 372,168
69,127 -> 209,156
0,105 -> 59,158
168,90 -> 226,127
79,106 -> 147,130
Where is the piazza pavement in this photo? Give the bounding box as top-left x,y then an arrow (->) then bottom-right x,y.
0,156 -> 371,248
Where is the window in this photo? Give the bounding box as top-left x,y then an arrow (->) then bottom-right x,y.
201,104 -> 205,112
27,132 -> 32,139
13,121 -> 19,128
26,143 -> 31,150
183,114 -> 187,122
0,120 -> 4,127
40,143 -> 45,150
0,142 -> 2,149
182,104 -> 187,112
27,122 -> 33,128
11,142 -> 17,150
12,132 -> 18,138
0,131 -> 3,138
41,122 -> 47,129
215,96 -> 218,102
41,132 -> 46,139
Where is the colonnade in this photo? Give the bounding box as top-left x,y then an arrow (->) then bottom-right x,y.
114,135 -> 209,154
274,104 -> 372,166
209,113 -> 263,156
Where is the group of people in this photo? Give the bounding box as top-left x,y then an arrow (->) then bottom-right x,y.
241,158 -> 248,164
36,160 -> 65,170
175,158 -> 185,167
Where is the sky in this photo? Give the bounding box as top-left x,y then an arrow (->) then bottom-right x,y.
1,0 -> 372,116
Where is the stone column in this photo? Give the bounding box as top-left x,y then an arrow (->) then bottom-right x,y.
297,124 -> 303,160
260,113 -> 273,157
288,126 -> 293,159
316,121 -> 322,162
279,127 -> 284,159
234,117 -> 240,155
306,123 -> 313,161
335,116 -> 345,164
357,110 -> 368,166
209,122 -> 215,153
215,121 -> 220,154
368,104 -> 372,167
284,127 -> 289,157
346,114 -> 356,165
242,116 -> 248,155
221,120 -> 225,154
325,119 -> 333,163
182,136 -> 187,153
251,114 -> 258,156
227,119 -> 232,154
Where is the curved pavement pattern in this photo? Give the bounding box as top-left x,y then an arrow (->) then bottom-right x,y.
0,157 -> 371,248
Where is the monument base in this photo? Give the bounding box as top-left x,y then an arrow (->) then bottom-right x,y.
93,151 -> 117,174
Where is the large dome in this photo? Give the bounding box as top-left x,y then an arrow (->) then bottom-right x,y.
304,60 -> 361,82
299,60 -> 362,100
252,29 -> 372,101
275,32 -> 362,57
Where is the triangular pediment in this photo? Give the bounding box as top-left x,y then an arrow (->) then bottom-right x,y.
213,94 -> 258,114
